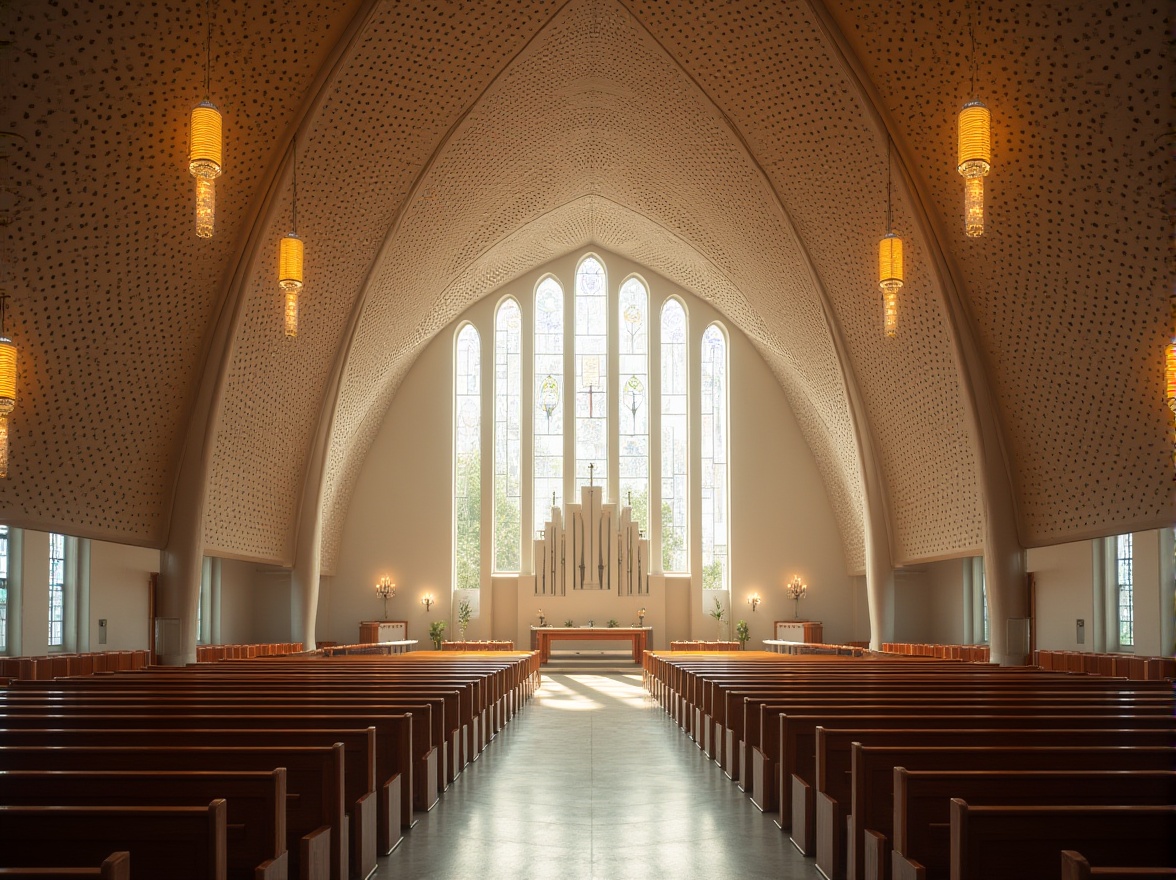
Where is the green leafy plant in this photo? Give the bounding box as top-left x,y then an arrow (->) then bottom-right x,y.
607,618 -> 619,628
457,597 -> 473,638
428,620 -> 447,650
708,596 -> 727,639
735,619 -> 750,649
563,619 -> 574,627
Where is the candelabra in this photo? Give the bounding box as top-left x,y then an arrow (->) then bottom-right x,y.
375,577 -> 396,620
638,607 -> 646,626
785,576 -> 808,620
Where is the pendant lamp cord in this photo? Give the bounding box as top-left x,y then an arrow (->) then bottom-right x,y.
292,139 -> 298,234
204,0 -> 212,98
967,1 -> 978,98
886,137 -> 893,234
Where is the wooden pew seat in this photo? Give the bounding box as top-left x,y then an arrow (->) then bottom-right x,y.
1061,851 -> 1176,880
0,851 -> 130,880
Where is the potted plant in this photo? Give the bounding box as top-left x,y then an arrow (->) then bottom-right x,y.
607,618 -> 619,628
428,619 -> 446,650
708,595 -> 727,639
457,597 -> 473,639
735,619 -> 750,650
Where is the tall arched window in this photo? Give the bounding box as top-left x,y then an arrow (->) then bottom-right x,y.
454,324 -> 481,591
575,256 -> 608,498
618,276 -> 649,530
494,299 -> 522,572
660,299 -> 688,572
533,277 -> 564,537
701,324 -> 728,590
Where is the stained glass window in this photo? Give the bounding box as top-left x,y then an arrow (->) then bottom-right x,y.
618,276 -> 649,532
494,299 -> 522,572
701,324 -> 728,590
575,256 -> 608,498
454,325 -> 481,591
1116,533 -> 1133,648
49,532 -> 65,647
660,299 -> 688,573
533,277 -> 564,538
0,525 -> 8,653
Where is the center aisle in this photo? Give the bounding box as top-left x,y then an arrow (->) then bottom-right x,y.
383,673 -> 820,880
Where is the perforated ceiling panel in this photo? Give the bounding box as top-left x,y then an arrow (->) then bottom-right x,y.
317,1 -> 869,572
0,0 -> 359,544
825,0 -> 1172,544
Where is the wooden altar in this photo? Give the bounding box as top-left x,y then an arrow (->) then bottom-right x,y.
359,620 -> 408,644
773,620 -> 823,643
530,626 -> 653,664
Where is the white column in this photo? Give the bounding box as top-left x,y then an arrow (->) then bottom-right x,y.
961,558 -> 975,645
19,530 -> 48,657
1091,537 -> 1108,653
210,556 -> 222,645
1159,528 -> 1174,659
75,538 -> 91,653
61,535 -> 79,653
5,528 -> 22,657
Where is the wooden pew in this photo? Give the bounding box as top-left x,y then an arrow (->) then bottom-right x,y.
950,801 -> 1176,880
0,709 -> 411,852
889,768 -> 1176,880
0,728 -> 376,880
0,745 -> 342,880
1061,851 -> 1176,880
0,769 -> 288,880
0,851 -> 130,880
809,726 -> 1175,879
0,802 -> 227,880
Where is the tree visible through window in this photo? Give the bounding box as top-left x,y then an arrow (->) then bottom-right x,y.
701,325 -> 728,590
1116,533 -> 1133,648
48,532 -> 65,647
454,325 -> 481,591
660,299 -> 688,572
494,299 -> 522,572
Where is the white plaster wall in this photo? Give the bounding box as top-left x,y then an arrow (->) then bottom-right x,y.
1129,530 -> 1162,657
17,530 -> 49,656
326,249 -> 856,649
1028,540 -> 1093,652
87,540 -> 157,651
253,570 -> 294,644
926,558 -> 966,645
892,568 -> 932,643
218,557 -> 258,645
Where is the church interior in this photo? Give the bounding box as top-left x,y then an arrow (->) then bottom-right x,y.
0,0 -> 1171,876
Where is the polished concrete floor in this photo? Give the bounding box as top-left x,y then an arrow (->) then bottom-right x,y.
381,673 -> 821,879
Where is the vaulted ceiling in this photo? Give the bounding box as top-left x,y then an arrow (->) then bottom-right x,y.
0,0 -> 1169,574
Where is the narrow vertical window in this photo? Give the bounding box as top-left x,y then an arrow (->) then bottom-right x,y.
1116,533 -> 1134,648
533,278 -> 564,537
48,532 -> 65,647
0,525 -> 8,653
575,256 -> 608,497
618,277 -> 649,531
700,325 -> 728,590
660,300 -> 688,572
454,325 -> 481,591
494,300 -> 522,572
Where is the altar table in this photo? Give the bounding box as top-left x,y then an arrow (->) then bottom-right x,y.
530,626 -> 653,664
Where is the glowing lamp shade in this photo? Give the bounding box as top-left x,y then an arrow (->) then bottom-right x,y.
279,233 -> 304,291
878,233 -> 903,339
284,290 -> 299,339
0,335 -> 16,479
957,99 -> 991,237
188,100 -> 223,179
1166,337 -> 1176,412
195,175 -> 215,238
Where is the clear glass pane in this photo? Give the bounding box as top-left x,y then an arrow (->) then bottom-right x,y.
533,277 -> 564,538
494,300 -> 522,572
49,532 -> 65,646
1116,533 -> 1133,647
660,300 -> 688,573
575,257 -> 608,498
618,277 -> 649,532
454,326 -> 481,591
701,325 -> 728,590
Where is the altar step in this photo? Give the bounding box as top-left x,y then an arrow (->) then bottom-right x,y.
542,649 -> 641,674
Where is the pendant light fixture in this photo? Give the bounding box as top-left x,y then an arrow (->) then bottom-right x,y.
189,0 -> 223,238
957,2 -> 991,237
0,291 -> 16,479
279,138 -> 304,338
878,137 -> 903,339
